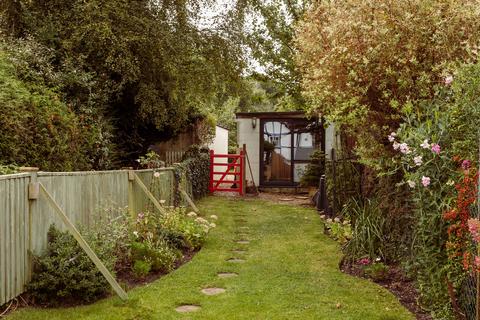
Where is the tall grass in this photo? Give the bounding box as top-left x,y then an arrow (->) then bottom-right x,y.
343,198 -> 388,261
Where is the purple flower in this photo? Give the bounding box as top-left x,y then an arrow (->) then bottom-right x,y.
388,132 -> 396,142
137,212 -> 145,220
422,176 -> 431,187
399,143 -> 411,154
462,160 -> 471,170
431,144 -> 441,154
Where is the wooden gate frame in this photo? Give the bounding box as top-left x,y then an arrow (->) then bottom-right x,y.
209,148 -> 245,195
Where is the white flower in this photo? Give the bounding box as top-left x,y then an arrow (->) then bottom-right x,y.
334,217 -> 341,223
210,215 -> 218,220
133,231 -> 139,237
388,132 -> 396,142
153,172 -> 161,178
413,155 -> 423,166
187,212 -> 197,218
195,217 -> 208,224
420,139 -> 430,149
375,257 -> 381,262
393,142 -> 400,150
320,215 -> 326,219
326,218 -> 333,223
399,143 -> 411,154
210,223 -> 216,228
407,180 -> 416,188
446,180 -> 455,186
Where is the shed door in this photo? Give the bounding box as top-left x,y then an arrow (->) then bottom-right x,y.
260,119 -> 320,186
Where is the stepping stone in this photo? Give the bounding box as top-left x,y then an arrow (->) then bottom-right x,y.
280,198 -> 294,201
239,226 -> 249,230
201,287 -> 226,295
295,196 -> 309,200
232,249 -> 247,254
218,272 -> 238,278
176,305 -> 201,313
236,240 -> 250,244
227,258 -> 245,263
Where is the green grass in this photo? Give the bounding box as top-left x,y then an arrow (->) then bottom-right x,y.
9,196 -> 414,320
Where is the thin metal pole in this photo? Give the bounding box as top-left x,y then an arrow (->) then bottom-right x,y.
476,133 -> 480,320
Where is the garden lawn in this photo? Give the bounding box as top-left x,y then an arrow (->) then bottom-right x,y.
9,197 -> 414,320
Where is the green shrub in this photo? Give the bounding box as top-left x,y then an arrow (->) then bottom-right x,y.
177,145 -> 210,200
130,239 -> 178,273
28,225 -> 116,305
299,150 -> 324,187
0,164 -> 18,175
132,260 -> 151,278
363,263 -> 389,282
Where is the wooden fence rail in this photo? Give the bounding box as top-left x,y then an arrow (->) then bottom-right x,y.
0,167 -> 191,306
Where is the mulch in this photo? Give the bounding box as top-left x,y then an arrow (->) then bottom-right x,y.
340,260 -> 432,320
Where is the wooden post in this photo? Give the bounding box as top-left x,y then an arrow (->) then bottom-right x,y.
128,170 -> 135,218
132,172 -> 167,216
26,168 -> 39,282
241,144 -> 247,195
179,187 -> 199,213
38,184 -> 128,300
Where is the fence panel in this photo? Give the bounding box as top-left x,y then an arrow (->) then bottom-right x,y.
0,167 -> 193,306
0,173 -> 31,306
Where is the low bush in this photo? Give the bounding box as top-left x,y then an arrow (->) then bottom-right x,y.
130,239 -> 178,274
177,145 -> 210,200
28,225 -> 116,305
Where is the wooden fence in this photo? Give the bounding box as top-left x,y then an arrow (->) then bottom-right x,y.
165,151 -> 185,165
0,167 -> 190,306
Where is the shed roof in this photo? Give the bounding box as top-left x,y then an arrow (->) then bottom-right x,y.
235,111 -> 308,119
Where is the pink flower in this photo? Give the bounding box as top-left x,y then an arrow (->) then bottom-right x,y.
468,218 -> 480,242
358,258 -> 371,265
445,75 -> 453,85
393,142 -> 400,150
475,256 -> 480,269
462,160 -> 471,170
413,156 -> 423,166
431,144 -> 441,154
421,176 -> 431,187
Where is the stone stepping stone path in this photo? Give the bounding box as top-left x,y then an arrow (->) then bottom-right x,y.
232,248 -> 247,253
176,305 -> 201,313
217,272 -> 238,278
201,287 -> 226,295
227,258 -> 245,263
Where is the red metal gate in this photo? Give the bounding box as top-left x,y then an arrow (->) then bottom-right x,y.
209,149 -> 245,195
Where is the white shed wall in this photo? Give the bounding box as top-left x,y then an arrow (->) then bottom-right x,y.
209,126 -> 230,182
236,118 -> 260,186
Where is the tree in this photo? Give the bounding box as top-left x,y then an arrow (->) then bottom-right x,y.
242,0 -> 309,110
1,0 -> 247,164
296,0 -> 480,169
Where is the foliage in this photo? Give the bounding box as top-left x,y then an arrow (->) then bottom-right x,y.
132,259 -> 151,278
363,262 -> 389,282
0,50 -> 101,171
299,150 -> 324,187
28,225 -> 116,305
178,145 -> 210,200
0,163 -> 18,175
321,215 -> 352,245
296,0 -> 480,172
138,151 -> 165,169
242,0 -> 308,110
130,239 -> 178,274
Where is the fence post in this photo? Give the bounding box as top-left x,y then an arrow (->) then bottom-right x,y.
331,148 -> 336,216
128,170 -> 135,217
242,144 -> 247,195
209,150 -> 214,193
21,167 -> 39,282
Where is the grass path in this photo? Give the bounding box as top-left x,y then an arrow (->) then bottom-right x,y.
9,197 -> 414,320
